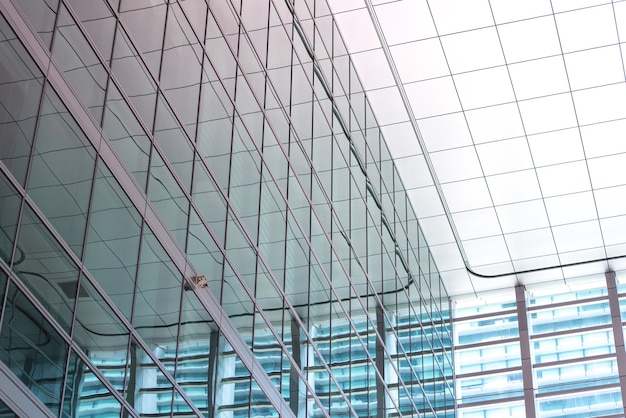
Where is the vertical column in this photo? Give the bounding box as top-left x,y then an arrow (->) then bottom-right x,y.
376,304 -> 386,418
605,271 -> 626,411
515,285 -> 536,418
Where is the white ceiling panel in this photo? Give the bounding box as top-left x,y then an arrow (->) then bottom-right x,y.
573,84 -> 626,126
505,228 -> 556,260
580,120 -> 626,158
518,93 -> 577,135
407,186 -> 445,218
394,155 -> 433,189
442,178 -> 493,212
508,56 -> 569,100
463,235 -> 511,267
454,67 -> 515,110
551,0 -> 612,13
498,16 -> 561,63
594,185 -> 626,218
428,0 -> 494,35
587,153 -> 626,189
496,200 -> 550,233
391,39 -> 448,83
544,191 -> 597,225
405,76 -> 461,119
601,215 -> 626,246
466,103 -> 525,143
381,122 -> 422,158
374,0 -> 436,44
527,128 -> 585,167
365,87 -> 409,125
552,221 -> 604,253
350,49 -> 395,90
441,27 -> 504,74
536,161 -> 591,197
430,147 -> 483,183
332,8 -> 380,52
476,137 -> 534,176
564,45 -> 623,91
330,0 -> 626,297
417,112 -> 473,152
490,0 -> 552,23
555,5 -> 617,53
452,207 -> 502,240
486,170 -> 542,205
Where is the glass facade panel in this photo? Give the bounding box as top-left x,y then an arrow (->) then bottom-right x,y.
0,0 -> 453,416
0,13 -> 43,187
0,280 -> 68,416
456,280 -> 626,418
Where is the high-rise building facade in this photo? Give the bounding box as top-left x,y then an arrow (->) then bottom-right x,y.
0,0 -> 453,417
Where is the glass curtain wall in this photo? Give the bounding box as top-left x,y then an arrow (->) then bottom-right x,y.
454,276 -> 626,418
0,0 -> 453,417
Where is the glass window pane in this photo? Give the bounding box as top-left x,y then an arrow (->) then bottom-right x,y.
84,160 -> 141,320
52,4 -> 108,121
63,349 -> 122,418
0,171 -> 22,263
0,14 -> 44,186
102,82 -> 151,190
73,275 -> 130,394
14,204 -> 80,332
14,0 -> 59,49
0,280 -> 68,416
133,228 -> 182,348
28,85 -> 96,256
65,0 -> 116,66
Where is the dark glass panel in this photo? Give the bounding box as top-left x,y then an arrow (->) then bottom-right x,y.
14,0 -> 59,49
0,172 -> 21,264
83,160 -> 141,320
14,204 -> 80,332
133,228 -> 182,348
102,81 -> 151,190
28,85 -> 96,256
0,281 -> 68,416
63,349 -> 122,418
52,4 -> 108,121
0,14 -> 44,186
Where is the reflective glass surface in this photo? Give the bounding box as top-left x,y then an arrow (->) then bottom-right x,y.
0,0 -> 453,416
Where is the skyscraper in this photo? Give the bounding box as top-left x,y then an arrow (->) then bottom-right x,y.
0,0 -> 453,417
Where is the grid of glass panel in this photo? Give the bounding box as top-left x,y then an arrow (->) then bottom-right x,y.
455,277 -> 626,418
0,0 -> 453,417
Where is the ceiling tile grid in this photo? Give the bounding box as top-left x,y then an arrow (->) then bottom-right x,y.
329,0 -> 626,297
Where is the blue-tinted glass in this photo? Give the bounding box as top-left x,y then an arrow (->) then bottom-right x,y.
0,172 -> 21,263
63,349 -> 122,418
0,280 -> 68,416
14,204 -> 80,332
28,85 -> 96,256
83,160 -> 141,320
